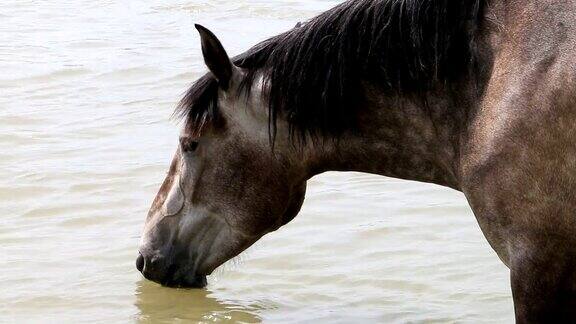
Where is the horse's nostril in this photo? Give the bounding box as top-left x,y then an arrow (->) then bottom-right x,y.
136,253 -> 145,272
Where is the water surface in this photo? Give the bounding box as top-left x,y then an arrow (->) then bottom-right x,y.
0,1 -> 513,322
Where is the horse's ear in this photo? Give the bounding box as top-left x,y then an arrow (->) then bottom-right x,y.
195,24 -> 234,89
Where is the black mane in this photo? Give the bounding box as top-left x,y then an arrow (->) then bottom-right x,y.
178,0 -> 485,139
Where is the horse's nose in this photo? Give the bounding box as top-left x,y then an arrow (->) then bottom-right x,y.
136,250 -> 208,288
137,251 -> 169,283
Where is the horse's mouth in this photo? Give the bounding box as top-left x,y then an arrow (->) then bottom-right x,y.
161,274 -> 208,289
158,263 -> 208,288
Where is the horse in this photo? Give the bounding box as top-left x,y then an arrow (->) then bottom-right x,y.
137,0 -> 576,322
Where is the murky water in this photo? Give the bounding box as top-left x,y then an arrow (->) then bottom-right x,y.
0,1 -> 514,323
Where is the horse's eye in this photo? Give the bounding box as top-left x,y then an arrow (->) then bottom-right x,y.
180,138 -> 199,153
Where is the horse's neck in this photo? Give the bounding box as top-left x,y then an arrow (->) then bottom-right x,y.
310,84 -> 471,190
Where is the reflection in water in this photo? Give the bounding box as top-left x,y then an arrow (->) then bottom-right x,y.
135,279 -> 262,323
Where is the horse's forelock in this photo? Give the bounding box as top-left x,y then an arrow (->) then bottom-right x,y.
175,74 -> 220,136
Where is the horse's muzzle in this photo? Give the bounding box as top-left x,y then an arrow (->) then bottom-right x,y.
136,252 -> 207,288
